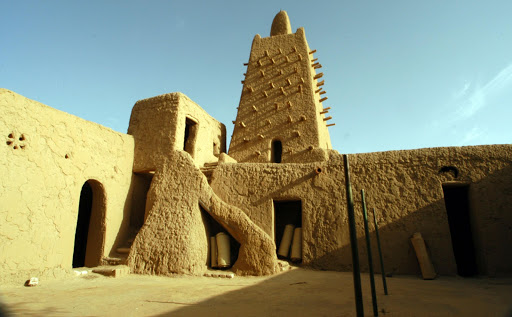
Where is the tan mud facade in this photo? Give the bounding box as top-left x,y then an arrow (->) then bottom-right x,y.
128,92 -> 226,172
210,147 -> 512,276
0,89 -> 134,284
229,12 -> 331,163
1,11 -> 511,284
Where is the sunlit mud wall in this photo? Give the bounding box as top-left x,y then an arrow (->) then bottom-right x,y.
210,146 -> 512,276
349,145 -> 512,277
0,89 -> 134,284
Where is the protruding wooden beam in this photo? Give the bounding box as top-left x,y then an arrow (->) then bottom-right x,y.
319,97 -> 328,103
326,123 -> 336,127
323,116 -> 332,121
317,80 -> 325,87
309,49 -> 317,54
314,73 -> 323,80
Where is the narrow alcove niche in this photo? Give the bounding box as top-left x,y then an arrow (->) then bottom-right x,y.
200,205 -> 239,270
131,172 -> 154,229
274,200 -> 302,263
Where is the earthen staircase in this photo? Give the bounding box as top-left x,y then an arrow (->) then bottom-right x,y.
102,236 -> 135,266
200,162 -> 219,184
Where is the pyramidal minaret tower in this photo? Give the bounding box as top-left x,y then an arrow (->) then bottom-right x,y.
228,11 -> 334,163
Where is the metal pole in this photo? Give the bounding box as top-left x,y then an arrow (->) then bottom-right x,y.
373,208 -> 388,295
343,154 -> 364,317
361,189 -> 378,316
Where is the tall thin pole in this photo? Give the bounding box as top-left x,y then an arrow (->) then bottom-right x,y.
373,208 -> 388,295
361,189 -> 378,316
343,154 -> 364,317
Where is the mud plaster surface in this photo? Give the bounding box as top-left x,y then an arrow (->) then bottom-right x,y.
128,151 -> 278,276
0,89 -> 134,284
211,146 -> 512,276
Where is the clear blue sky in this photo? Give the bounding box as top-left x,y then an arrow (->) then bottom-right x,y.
2,1 -> 512,154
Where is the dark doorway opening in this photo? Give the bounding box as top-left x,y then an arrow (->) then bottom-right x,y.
271,140 -> 283,163
200,205 -> 240,269
73,182 -> 93,268
73,180 -> 106,268
131,172 -> 154,228
442,184 -> 478,277
184,118 -> 198,157
274,200 -> 302,261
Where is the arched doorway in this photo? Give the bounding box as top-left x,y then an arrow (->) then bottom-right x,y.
73,180 -> 106,268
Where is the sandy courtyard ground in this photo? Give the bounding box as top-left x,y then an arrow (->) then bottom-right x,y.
1,268 -> 511,316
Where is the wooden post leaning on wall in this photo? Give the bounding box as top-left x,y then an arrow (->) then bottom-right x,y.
343,154 -> 364,317
362,189 -> 378,316
373,208 -> 388,295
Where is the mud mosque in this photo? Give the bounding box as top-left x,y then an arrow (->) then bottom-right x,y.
1,11 -> 511,284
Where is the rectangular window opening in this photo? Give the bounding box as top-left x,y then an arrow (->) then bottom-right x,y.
184,118 -> 198,157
